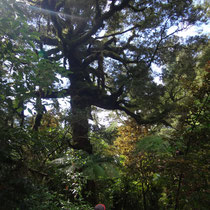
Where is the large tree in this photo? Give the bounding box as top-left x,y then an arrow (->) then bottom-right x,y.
12,0 -> 205,153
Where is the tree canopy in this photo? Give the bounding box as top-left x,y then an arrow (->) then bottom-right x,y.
4,0 -> 205,154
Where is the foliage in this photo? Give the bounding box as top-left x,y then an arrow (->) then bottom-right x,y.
162,71 -> 210,209
0,0 -> 209,209
113,120 -> 148,164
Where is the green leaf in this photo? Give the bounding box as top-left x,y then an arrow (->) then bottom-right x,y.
17,107 -> 23,113
136,135 -> 170,154
93,163 -> 106,178
13,99 -> 19,109
28,40 -> 35,49
27,108 -> 33,115
0,94 -> 6,100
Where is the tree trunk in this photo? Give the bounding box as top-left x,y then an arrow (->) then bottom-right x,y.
142,183 -> 147,210
68,57 -> 92,154
70,95 -> 92,153
174,173 -> 183,210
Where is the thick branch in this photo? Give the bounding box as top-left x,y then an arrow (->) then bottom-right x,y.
103,50 -> 136,64
128,3 -> 147,12
117,104 -> 171,126
89,86 -> 171,126
95,0 -> 102,18
45,47 -> 61,57
33,94 -> 45,131
71,0 -> 131,47
82,54 -> 98,67
36,88 -> 70,99
40,35 -> 59,46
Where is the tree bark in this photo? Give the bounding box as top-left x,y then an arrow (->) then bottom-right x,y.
70,95 -> 92,154
68,56 -> 93,154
